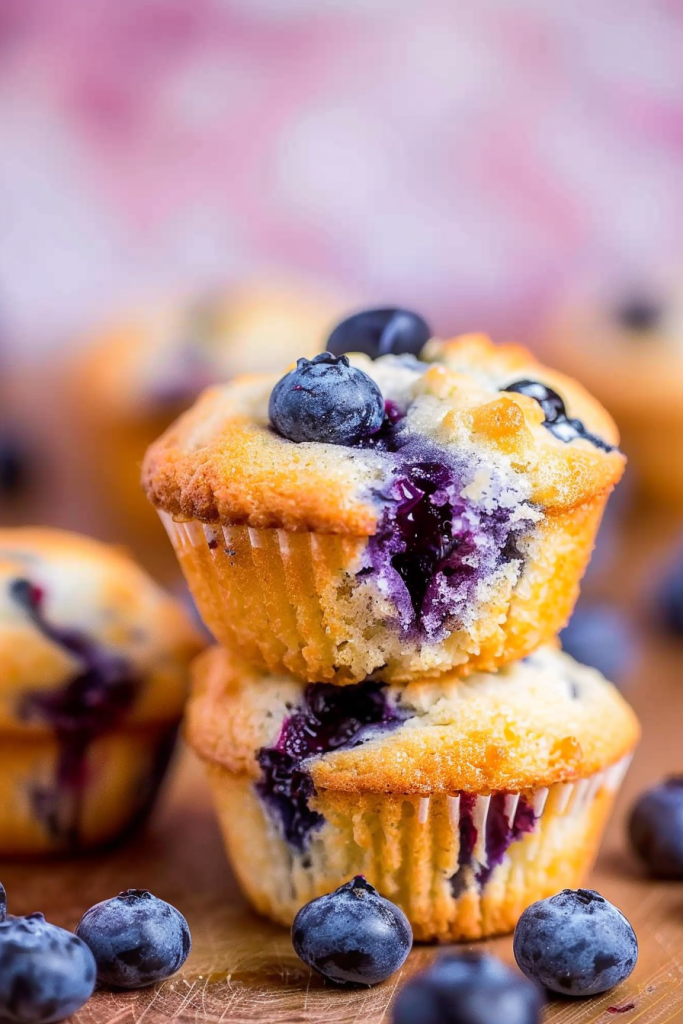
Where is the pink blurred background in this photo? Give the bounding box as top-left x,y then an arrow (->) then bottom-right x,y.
2,0 -> 683,355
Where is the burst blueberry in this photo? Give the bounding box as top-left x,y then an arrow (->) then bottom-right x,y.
257,681 -> 405,852
327,308 -> 431,359
269,353 -> 384,445
292,876 -> 412,986
629,777 -> 683,878
0,911 -> 96,1023
76,889 -> 191,989
393,951 -> 544,1024
513,888 -> 637,996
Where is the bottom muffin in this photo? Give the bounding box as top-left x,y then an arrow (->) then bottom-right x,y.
187,646 -> 639,941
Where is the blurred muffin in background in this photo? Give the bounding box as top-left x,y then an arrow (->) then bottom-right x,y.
0,527 -> 204,855
545,273 -> 683,507
72,281 -> 346,578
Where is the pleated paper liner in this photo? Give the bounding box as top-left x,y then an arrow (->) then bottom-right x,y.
160,501 -> 603,684
201,754 -> 632,942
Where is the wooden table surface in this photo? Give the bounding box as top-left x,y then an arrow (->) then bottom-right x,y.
2,367 -> 683,1023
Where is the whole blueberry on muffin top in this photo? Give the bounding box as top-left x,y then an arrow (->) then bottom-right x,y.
326,307 -> 431,359
269,353 -> 384,445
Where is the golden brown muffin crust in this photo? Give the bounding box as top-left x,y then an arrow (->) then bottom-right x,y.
187,646 -> 640,794
143,334 -> 625,534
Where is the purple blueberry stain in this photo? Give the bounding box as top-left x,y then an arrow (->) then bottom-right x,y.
355,431 -> 534,641
256,682 -> 407,852
9,577 -> 144,848
450,793 -> 538,896
503,379 -> 615,453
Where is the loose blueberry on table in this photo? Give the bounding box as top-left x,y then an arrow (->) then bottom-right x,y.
76,889 -> 191,989
513,888 -> 638,997
392,951 -> 545,1024
326,307 -> 432,359
292,876 -> 412,987
0,883 -> 96,1024
629,777 -> 683,878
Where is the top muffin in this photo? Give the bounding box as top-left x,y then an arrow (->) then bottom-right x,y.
142,322 -> 625,683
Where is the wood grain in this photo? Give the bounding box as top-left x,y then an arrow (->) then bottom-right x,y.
2,368 -> 683,1022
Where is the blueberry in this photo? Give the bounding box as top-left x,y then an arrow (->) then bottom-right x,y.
629,777 -> 683,878
513,889 -> 638,997
269,353 -> 384,445
504,380 -> 614,453
560,603 -> 634,683
0,437 -> 25,496
327,308 -> 431,360
655,554 -> 683,635
614,295 -> 663,332
393,951 -> 544,1024
291,876 -> 412,986
0,912 -> 96,1023
76,889 -> 191,989
0,882 -> 5,923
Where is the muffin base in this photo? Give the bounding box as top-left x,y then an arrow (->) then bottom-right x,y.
161,499 -> 605,683
203,756 -> 631,941
0,723 -> 178,856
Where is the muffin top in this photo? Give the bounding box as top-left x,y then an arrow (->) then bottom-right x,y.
77,282 -> 342,417
546,274 -> 683,412
0,528 -> 205,733
188,645 -> 640,795
143,332 -> 625,536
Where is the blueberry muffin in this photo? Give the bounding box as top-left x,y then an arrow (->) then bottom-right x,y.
545,278 -> 683,505
73,282 -> 343,573
187,645 -> 639,941
0,527 -> 204,854
143,329 -> 624,683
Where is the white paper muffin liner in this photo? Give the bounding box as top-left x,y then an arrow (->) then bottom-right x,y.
202,754 -> 632,942
159,505 -> 603,684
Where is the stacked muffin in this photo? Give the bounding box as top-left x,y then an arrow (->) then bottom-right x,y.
142,313 -> 640,941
